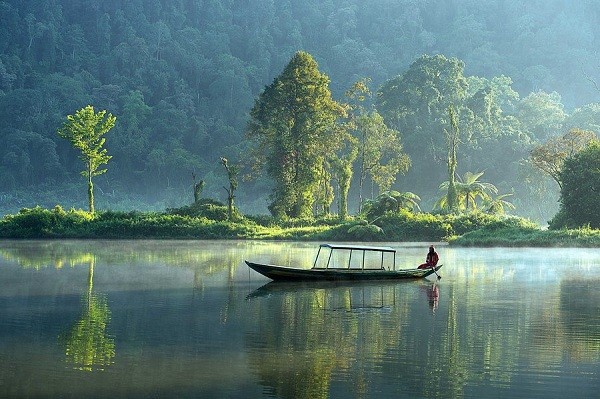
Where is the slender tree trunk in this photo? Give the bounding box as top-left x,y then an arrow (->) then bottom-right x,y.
339,167 -> 351,220
227,195 -> 233,220
358,174 -> 366,212
87,257 -> 95,310
446,106 -> 459,213
87,161 -> 94,213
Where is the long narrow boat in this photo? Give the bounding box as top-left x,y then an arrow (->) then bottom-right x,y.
245,243 -> 442,281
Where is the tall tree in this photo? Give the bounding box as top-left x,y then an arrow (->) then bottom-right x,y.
247,51 -> 343,218
57,105 -> 116,213
376,54 -> 468,190
355,111 -> 410,210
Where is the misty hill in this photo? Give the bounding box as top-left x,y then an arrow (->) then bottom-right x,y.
0,0 -> 599,220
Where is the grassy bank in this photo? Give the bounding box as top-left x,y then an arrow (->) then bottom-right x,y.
1,205 -> 598,246
449,218 -> 600,247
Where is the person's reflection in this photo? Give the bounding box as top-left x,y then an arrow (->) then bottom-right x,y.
421,283 -> 439,313
62,257 -> 115,371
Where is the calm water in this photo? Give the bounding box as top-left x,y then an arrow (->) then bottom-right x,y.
0,240 -> 599,399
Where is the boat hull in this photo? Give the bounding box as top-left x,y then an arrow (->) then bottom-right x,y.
245,261 -> 442,281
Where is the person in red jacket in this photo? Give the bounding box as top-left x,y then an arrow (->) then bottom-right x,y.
418,245 -> 439,269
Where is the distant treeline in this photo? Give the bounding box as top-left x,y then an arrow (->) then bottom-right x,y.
0,0 -> 599,220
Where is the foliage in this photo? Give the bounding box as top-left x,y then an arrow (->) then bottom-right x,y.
57,105 -> 116,213
247,51 -> 343,218
346,222 -> 385,241
549,141 -> 600,229
376,55 -> 468,190
517,91 -> 566,142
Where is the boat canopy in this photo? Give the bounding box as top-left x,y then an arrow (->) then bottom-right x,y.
315,243 -> 397,270
319,243 -> 396,253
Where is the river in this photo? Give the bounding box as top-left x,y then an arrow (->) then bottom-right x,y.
0,240 -> 598,398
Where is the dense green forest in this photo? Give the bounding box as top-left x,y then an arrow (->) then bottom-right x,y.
1,0 -> 599,222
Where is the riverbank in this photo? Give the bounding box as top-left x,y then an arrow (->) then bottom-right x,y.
1,205 -> 599,247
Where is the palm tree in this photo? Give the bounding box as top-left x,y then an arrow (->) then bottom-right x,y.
390,190 -> 422,212
361,190 -> 421,219
482,193 -> 516,215
436,171 -> 497,212
456,171 -> 498,211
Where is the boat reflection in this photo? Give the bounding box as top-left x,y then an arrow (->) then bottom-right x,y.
245,280 -> 444,399
247,280 -> 440,312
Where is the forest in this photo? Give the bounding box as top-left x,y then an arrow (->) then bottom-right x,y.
0,0 -> 599,224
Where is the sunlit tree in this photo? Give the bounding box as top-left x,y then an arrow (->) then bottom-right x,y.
57,105 -> 116,213
530,128 -> 598,190
517,91 -> 566,142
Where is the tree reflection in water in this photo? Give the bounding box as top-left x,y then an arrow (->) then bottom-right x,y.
62,257 -> 115,371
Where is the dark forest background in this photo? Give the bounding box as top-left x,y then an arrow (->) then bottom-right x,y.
1,0 -> 599,221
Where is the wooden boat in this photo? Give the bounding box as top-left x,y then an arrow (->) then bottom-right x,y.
245,243 -> 442,281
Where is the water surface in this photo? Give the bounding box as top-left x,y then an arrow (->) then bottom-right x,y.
0,240 -> 598,398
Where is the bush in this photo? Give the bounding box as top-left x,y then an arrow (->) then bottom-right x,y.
0,205 -> 93,238
166,198 -> 238,221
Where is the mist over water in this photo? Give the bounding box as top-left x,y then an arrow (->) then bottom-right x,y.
0,240 -> 598,398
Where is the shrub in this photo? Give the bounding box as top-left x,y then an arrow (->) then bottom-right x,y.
0,205 -> 93,238
166,198 -> 237,221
